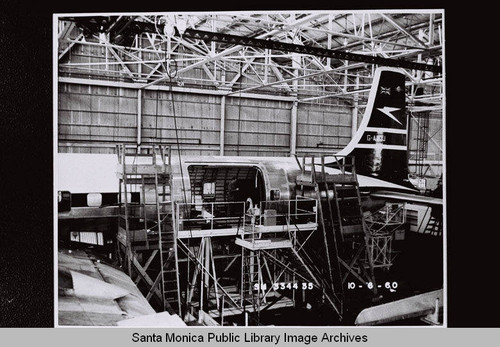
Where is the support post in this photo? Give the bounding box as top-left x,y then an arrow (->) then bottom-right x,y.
137,34 -> 142,146
204,237 -> 211,311
220,96 -> 226,156
198,239 -> 205,323
137,89 -> 142,145
290,100 -> 298,155
290,32 -> 300,155
220,296 -> 225,326
327,14 -> 332,68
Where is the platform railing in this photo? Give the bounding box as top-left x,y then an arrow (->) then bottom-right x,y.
116,144 -> 172,176
242,196 -> 318,245
295,153 -> 357,179
255,196 -> 317,226
175,201 -> 247,237
174,196 -> 318,239
365,203 -> 406,236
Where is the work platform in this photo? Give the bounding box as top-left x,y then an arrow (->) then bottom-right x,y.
235,237 -> 292,250
176,223 -> 318,239
116,154 -> 320,325
174,195 -> 319,326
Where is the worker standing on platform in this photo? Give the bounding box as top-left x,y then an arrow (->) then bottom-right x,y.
246,198 -> 261,225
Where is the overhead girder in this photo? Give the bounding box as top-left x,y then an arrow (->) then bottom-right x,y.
65,15 -> 441,73
180,29 -> 440,74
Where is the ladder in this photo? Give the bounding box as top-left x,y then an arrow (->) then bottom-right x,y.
295,155 -> 344,316
425,216 -> 442,236
295,155 -> 378,305
117,144 -> 181,315
327,155 -> 377,293
238,213 -> 264,324
241,247 -> 263,323
411,90 -> 430,186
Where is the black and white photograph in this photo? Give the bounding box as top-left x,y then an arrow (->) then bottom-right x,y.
55,10 -> 445,328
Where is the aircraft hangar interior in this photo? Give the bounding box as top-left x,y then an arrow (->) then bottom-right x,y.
56,11 -> 445,327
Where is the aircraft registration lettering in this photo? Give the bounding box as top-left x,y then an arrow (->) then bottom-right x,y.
366,134 -> 386,142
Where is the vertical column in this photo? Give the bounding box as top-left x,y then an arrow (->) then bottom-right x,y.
428,13 -> 435,46
290,27 -> 300,156
137,89 -> 142,145
220,95 -> 226,156
198,238 -> 206,322
204,238 -> 211,311
264,49 -> 269,82
137,34 -> 142,146
327,14 -> 332,69
290,100 -> 298,155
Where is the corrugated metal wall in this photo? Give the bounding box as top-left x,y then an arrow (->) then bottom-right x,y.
59,84 -> 222,154
224,98 -> 291,156
58,82 -> 355,156
59,84 -> 138,152
141,91 -> 221,155
296,103 -> 352,156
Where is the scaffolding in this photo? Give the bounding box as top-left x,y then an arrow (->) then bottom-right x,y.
364,203 -> 406,270
236,196 -> 320,325
114,147 -> 388,325
410,86 -> 434,192
173,196 -> 320,325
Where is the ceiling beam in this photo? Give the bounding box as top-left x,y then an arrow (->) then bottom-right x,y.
182,28 -> 441,73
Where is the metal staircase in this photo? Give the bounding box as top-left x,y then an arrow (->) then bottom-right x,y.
424,215 -> 442,236
295,156 -> 344,315
326,156 -> 378,295
295,154 -> 379,317
116,144 -> 181,315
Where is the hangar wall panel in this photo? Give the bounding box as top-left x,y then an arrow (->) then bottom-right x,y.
59,84 -> 223,155
224,98 -> 291,157
296,103 -> 352,156
59,82 -> 357,157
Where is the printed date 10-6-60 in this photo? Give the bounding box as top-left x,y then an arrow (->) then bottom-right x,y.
347,281 -> 399,291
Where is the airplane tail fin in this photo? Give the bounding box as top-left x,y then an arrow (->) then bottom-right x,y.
335,67 -> 413,188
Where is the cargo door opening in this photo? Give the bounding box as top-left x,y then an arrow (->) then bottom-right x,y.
186,165 -> 266,229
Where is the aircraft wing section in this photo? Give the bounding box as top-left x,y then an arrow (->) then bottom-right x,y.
370,190 -> 443,206
356,174 -> 416,192
58,249 -> 186,326
355,289 -> 443,325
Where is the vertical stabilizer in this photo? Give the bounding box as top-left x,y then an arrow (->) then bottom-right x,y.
335,67 -> 412,187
